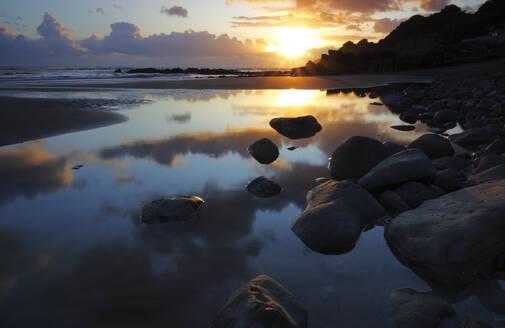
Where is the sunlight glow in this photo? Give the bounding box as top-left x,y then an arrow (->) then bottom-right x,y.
276,89 -> 321,107
268,28 -> 321,58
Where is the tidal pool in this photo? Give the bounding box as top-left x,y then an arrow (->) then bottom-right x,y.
0,89 -> 498,327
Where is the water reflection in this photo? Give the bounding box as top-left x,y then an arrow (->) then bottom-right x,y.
0,89 -> 500,327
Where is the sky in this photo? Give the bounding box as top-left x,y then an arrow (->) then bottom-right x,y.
0,0 -> 487,68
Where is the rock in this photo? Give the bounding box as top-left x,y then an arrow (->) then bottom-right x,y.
114,68 -> 122,73
434,109 -> 459,124
391,125 -> 416,131
383,141 -> 406,156
474,154 -> 505,174
385,179 -> 505,295
390,288 -> 460,328
432,156 -> 471,171
380,190 -> 411,216
482,139 -> 505,155
287,146 -> 298,151
247,138 -> 279,164
407,134 -> 454,159
449,127 -> 493,149
269,116 -> 322,139
469,164 -> 505,184
399,112 -> 418,124
394,182 -> 445,208
369,92 -> 378,99
371,102 -> 384,106
291,180 -> 385,254
427,128 -> 446,135
211,275 -> 308,328
463,320 -> 493,328
358,149 -> 435,191
328,136 -> 390,180
72,164 -> 84,170
246,176 -> 282,198
141,196 -> 204,224
434,174 -> 463,192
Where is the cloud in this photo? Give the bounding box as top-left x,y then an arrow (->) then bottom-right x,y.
160,5 -> 188,18
373,18 -> 403,33
420,0 -> 450,11
37,11 -> 72,39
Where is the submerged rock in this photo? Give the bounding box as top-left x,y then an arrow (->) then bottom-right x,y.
211,275 -> 308,328
141,196 -> 204,224
328,136 -> 390,180
291,180 -> 385,254
358,149 -> 435,191
246,176 -> 282,198
390,288 -> 460,328
407,134 -> 454,159
269,115 -> 322,139
247,138 -> 279,164
386,179 -> 505,295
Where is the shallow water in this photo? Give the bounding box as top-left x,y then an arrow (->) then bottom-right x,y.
0,89 -> 499,327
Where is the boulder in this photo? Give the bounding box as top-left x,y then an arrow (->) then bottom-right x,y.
380,190 -> 411,216
291,180 -> 385,254
394,182 -> 445,208
269,116 -> 322,139
141,196 -> 204,224
391,125 -> 416,131
469,164 -> 505,184
383,141 -> 406,156
463,320 -> 493,328
248,138 -> 279,164
449,127 -> 493,149
434,174 -> 463,192
246,176 -> 282,198
358,149 -> 435,191
432,156 -> 471,171
390,288 -> 460,328
211,275 -> 308,328
407,134 -> 454,159
386,179 -> 505,295
434,109 -> 459,124
328,136 -> 390,180
482,139 -> 505,155
474,154 -> 505,174
399,112 -> 418,124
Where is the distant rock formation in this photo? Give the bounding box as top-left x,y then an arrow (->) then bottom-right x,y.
292,0 -> 505,76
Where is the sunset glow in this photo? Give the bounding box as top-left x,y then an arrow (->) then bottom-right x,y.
268,28 -> 322,58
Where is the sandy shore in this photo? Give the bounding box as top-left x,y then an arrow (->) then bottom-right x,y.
0,97 -> 127,147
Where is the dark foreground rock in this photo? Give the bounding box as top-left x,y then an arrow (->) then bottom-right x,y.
328,136 -> 390,180
269,116 -> 322,139
463,320 -> 493,328
141,196 -> 204,224
291,180 -> 385,254
391,125 -> 416,131
248,138 -> 279,164
358,149 -> 435,191
383,141 -> 406,156
380,190 -> 411,216
394,182 -> 445,208
211,275 -> 308,328
390,288 -> 460,328
246,176 -> 282,198
469,164 -> 505,184
407,134 -> 454,159
474,154 -> 505,174
386,179 -> 505,296
449,127 -> 495,149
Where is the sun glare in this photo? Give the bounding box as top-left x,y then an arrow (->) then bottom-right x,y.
268,28 -> 320,58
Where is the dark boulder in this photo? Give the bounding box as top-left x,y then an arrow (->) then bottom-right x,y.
407,134 -> 454,159
328,136 -> 390,180
247,138 -> 279,164
380,190 -> 411,216
434,109 -> 459,124
474,154 -> 505,174
246,176 -> 282,198
141,196 -> 204,224
391,125 -> 416,131
394,182 -> 445,208
383,141 -> 406,156
269,116 -> 322,139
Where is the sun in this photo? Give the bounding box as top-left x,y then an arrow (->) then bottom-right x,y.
268,28 -> 320,58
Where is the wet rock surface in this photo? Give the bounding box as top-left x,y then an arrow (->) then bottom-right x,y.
328,136 -> 390,180
141,196 -> 205,224
390,288 -> 460,328
247,138 -> 280,164
291,180 -> 385,254
407,134 -> 454,159
211,275 -> 308,328
246,176 -> 282,198
269,115 -> 322,139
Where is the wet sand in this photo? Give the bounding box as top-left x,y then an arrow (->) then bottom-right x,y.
0,97 -> 128,147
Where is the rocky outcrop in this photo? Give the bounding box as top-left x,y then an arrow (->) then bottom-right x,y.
328,136 -> 390,180
358,149 -> 435,191
211,275 -> 308,328
269,116 -> 322,139
386,179 -> 505,297
291,180 -> 385,254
